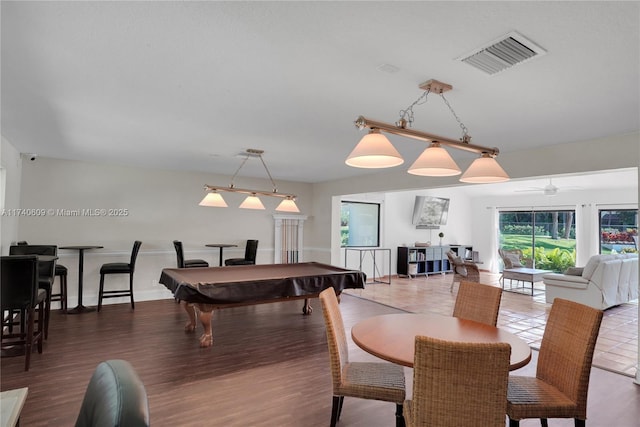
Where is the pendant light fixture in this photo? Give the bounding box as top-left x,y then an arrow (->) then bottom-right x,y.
347,79 -> 510,183
200,149 -> 300,212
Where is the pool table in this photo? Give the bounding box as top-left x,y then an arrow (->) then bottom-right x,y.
159,262 -> 365,347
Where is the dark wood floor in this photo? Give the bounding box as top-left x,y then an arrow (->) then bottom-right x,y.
2,296 -> 639,426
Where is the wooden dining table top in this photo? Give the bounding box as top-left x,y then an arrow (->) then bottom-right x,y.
351,313 -> 532,370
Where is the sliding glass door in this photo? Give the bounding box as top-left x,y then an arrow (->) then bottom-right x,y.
499,209 -> 576,272
599,209 -> 638,254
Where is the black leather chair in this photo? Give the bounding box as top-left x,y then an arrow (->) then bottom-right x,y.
75,359 -> 150,427
18,241 -> 68,312
173,240 -> 209,268
98,241 -> 142,311
225,239 -> 259,266
1,255 -> 46,371
9,245 -> 57,339
53,263 -> 68,312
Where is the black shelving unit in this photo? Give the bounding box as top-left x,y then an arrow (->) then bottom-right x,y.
449,245 -> 474,261
397,246 -> 452,278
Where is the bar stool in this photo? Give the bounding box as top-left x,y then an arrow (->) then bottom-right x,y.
17,241 -> 67,311
98,241 -> 142,311
173,241 -> 209,268
51,264 -> 68,311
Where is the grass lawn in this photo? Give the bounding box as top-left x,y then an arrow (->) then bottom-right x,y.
500,234 -> 577,272
500,235 -> 576,251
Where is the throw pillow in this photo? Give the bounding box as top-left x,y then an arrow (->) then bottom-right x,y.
447,251 -> 463,265
505,253 -> 523,268
563,267 -> 584,276
455,265 -> 468,276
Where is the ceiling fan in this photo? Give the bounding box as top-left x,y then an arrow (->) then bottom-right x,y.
515,178 -> 582,196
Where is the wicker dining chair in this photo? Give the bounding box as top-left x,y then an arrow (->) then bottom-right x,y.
319,288 -> 406,427
452,281 -> 503,327
404,335 -> 511,427
499,248 -> 533,269
506,298 -> 603,427
446,250 -> 480,292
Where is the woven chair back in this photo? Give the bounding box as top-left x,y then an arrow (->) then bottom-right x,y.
452,281 -> 503,326
536,298 -> 603,417
411,335 -> 510,426
319,288 -> 349,390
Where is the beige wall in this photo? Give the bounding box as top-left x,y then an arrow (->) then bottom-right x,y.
16,156 -> 313,305
5,130 -> 639,306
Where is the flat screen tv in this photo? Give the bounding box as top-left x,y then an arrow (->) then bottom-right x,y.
412,196 -> 450,228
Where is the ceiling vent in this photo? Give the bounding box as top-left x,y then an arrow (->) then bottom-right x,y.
457,31 -> 546,75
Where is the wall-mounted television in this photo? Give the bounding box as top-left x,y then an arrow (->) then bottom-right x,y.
412,196 -> 450,228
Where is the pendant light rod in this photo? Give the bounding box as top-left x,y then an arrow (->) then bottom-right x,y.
200,148 -> 300,212
354,116 -> 500,157
203,184 -> 296,200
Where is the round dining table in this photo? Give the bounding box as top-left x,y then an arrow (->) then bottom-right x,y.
351,313 -> 532,370
59,245 -> 103,314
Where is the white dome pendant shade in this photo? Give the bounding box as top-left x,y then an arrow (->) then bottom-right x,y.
199,192 -> 228,207
459,153 -> 510,183
407,142 -> 461,176
276,198 -> 300,213
345,129 -> 404,168
239,195 -> 266,210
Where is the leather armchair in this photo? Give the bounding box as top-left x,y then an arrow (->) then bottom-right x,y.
75,359 -> 149,427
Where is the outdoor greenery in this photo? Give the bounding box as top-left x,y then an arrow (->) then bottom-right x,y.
500,235 -> 576,272
600,209 -> 638,253
340,209 -> 349,246
499,210 -> 577,273
501,224 -> 546,235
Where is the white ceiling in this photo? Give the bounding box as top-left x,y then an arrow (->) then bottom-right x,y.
2,1 -> 639,192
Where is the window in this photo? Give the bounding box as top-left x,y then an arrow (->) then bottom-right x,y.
341,201 -> 380,247
499,209 -> 576,272
599,209 -> 638,254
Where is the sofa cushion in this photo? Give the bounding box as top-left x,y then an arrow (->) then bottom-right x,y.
582,254 -> 617,280
542,273 -> 589,289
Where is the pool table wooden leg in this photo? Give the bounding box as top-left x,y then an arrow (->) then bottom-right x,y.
196,304 -> 214,348
182,302 -> 197,333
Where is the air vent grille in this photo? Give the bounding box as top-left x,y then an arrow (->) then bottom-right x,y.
458,31 -> 546,75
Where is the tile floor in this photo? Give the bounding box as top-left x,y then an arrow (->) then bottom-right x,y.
344,271 -> 639,377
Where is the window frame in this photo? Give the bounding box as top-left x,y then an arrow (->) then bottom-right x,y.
340,201 -> 381,248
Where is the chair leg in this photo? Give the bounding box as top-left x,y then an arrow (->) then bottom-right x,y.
25,307 -> 35,371
129,273 -> 135,309
541,419 -> 549,427
395,403 -> 405,427
43,291 -> 51,340
330,396 -> 341,427
574,420 -> 585,427
62,273 -> 68,312
508,419 -> 520,427
98,274 -> 105,312
36,299 -> 44,354
337,396 -> 344,419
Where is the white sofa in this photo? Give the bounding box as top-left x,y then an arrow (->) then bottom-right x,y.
543,254 -> 638,310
